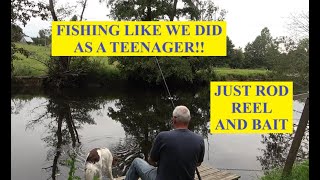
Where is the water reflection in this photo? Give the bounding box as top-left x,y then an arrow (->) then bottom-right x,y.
11,87 -> 309,180
21,90 -> 105,179
107,86 -> 211,175
257,99 -> 309,172
12,86 -> 211,179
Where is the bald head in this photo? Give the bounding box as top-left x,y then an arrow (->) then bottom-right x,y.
172,105 -> 191,124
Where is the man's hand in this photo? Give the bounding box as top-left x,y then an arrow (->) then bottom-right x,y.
148,156 -> 157,167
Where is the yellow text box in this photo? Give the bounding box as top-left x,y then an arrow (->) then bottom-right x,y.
51,21 -> 226,56
210,81 -> 293,134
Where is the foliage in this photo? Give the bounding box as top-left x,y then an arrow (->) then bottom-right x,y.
270,37 -> 309,93
205,36 -> 236,68
11,0 -> 49,78
23,90 -> 107,179
241,24 -> 309,93
32,28 -> 51,46
286,11 -> 309,42
13,43 -> 272,83
104,0 -> 231,84
66,154 -> 81,180
260,160 -> 309,180
12,43 -> 121,80
11,24 -> 24,42
198,0 -> 227,21
214,68 -> 270,80
11,0 -> 48,26
243,27 -> 279,69
257,119 -> 309,172
110,56 -> 194,83
228,48 -> 245,69
12,43 -> 50,76
107,85 -> 211,160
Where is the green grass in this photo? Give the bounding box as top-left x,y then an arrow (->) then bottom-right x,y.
12,43 -> 269,81
12,43 -> 118,77
260,160 -> 309,180
213,67 -> 271,81
66,154 -> 81,180
214,68 -> 269,76
13,43 -> 50,76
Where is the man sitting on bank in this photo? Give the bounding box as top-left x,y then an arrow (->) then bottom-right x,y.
125,105 -> 205,180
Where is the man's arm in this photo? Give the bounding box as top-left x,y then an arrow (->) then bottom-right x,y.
149,133 -> 162,166
197,139 -> 205,167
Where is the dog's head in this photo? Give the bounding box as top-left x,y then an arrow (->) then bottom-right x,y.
86,148 -> 100,164
84,163 -> 101,180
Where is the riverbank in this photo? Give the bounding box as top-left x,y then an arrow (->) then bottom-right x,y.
12,43 -> 271,88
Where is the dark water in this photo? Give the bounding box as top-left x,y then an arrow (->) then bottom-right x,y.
11,86 -> 309,180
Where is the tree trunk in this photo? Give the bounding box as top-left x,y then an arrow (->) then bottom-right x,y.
49,0 -> 58,21
282,97 -> 309,178
59,56 -> 70,72
51,115 -> 63,180
146,0 -> 152,21
170,0 -> 178,21
80,0 -> 88,21
64,104 -> 77,148
49,0 -> 70,74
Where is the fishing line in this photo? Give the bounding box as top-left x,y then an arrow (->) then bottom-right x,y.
153,56 -> 202,180
125,0 -> 201,179
153,56 -> 175,108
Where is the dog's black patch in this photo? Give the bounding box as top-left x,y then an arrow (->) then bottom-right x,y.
86,148 -> 100,164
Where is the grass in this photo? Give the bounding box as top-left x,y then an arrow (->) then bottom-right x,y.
12,43 -> 119,77
213,67 -> 271,81
260,160 -> 309,180
214,68 -> 269,76
13,43 -> 50,76
66,154 -> 81,180
12,43 -> 270,81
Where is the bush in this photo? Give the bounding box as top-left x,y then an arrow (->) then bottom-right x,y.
260,160 -> 309,180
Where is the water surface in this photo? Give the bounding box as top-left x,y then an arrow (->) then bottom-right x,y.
11,86 -> 308,180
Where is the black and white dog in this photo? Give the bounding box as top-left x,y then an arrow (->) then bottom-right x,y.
84,148 -> 115,180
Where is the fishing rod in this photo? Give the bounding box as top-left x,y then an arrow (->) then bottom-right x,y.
153,56 -> 202,180
125,0 -> 201,178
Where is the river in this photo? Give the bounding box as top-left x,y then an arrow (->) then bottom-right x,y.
11,85 -> 308,180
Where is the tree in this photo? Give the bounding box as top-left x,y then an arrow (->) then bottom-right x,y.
243,27 -> 278,69
257,129 -> 308,171
216,36 -> 235,67
271,37 -> 309,93
229,48 -> 245,69
39,29 -> 50,39
270,11 -> 309,92
24,91 -> 104,179
46,0 -> 90,88
105,0 -> 201,21
11,0 -> 48,26
11,24 -> 24,42
107,86 -> 210,162
286,11 -> 309,42
35,28 -> 51,46
11,0 -> 48,78
198,0 -> 227,21
104,0 -> 228,84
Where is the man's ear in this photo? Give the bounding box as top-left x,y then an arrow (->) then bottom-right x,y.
172,119 -> 176,124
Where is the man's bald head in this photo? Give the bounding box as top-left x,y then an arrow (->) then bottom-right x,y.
172,105 -> 191,124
